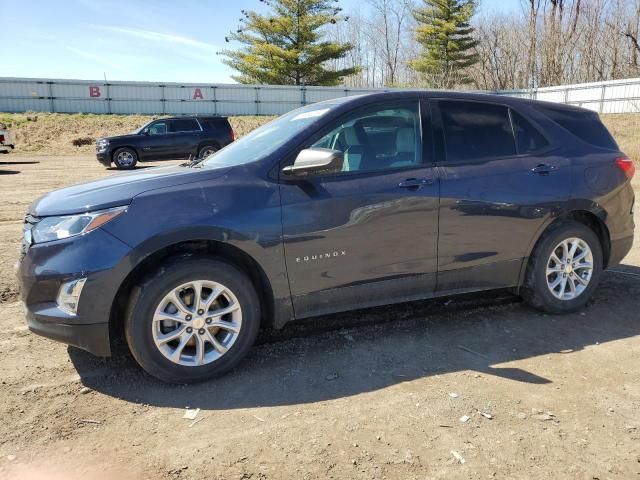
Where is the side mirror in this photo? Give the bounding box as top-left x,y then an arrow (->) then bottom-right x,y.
282,148 -> 344,176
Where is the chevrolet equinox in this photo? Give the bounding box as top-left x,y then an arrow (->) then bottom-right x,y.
18,92 -> 635,383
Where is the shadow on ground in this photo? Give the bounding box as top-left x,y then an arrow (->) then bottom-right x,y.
106,165 -> 157,171
0,161 -> 39,165
70,265 -> 640,410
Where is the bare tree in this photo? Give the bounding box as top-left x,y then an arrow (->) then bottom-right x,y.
366,0 -> 412,85
331,0 -> 640,89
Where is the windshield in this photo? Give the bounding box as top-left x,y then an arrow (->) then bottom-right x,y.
199,103 -> 334,168
133,120 -> 153,135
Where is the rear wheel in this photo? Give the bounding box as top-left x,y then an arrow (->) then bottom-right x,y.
113,147 -> 138,169
198,144 -> 218,160
125,256 -> 260,383
522,221 -> 603,313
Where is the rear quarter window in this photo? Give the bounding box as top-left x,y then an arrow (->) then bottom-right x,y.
510,110 -> 549,154
201,118 -> 230,131
538,106 -> 618,149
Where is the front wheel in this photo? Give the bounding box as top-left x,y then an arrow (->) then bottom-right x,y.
125,256 -> 261,383
522,221 -> 603,313
113,147 -> 138,169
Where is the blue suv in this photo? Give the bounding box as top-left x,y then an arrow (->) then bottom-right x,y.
18,91 -> 635,383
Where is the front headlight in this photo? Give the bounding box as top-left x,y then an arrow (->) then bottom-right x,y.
96,139 -> 109,152
31,206 -> 127,243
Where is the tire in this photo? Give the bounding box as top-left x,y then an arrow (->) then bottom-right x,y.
522,221 -> 603,314
113,147 -> 138,169
198,144 -> 218,160
125,256 -> 261,383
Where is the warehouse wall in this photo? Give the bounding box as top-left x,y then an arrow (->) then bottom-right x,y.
1,76 -> 639,115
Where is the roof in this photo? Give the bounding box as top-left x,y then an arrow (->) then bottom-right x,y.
163,115 -> 228,120
317,89 -> 592,114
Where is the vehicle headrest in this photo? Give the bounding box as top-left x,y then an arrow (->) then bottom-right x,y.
343,126 -> 361,146
396,127 -> 415,153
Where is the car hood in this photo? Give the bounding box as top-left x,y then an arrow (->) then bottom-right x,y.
29,164 -> 230,217
99,133 -> 139,142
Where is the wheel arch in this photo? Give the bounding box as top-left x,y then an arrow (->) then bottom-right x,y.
108,238 -> 276,351
197,141 -> 221,154
519,208 -> 612,288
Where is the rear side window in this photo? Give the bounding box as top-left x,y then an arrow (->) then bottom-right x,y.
169,119 -> 200,132
511,110 -> 549,154
438,100 -> 516,163
538,107 -> 618,149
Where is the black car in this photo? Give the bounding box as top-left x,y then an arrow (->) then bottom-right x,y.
96,116 -> 234,169
19,91 -> 635,383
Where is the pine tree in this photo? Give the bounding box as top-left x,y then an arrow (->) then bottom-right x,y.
410,0 -> 479,88
220,0 -> 360,86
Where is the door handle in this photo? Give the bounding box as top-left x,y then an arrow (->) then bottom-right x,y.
531,164 -> 558,175
398,177 -> 433,189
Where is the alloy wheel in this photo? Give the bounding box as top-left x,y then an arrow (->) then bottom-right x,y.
546,237 -> 594,300
152,280 -> 242,366
200,148 -> 216,159
116,151 -> 135,167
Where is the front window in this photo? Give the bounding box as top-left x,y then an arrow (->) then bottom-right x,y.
147,121 -> 168,135
309,101 -> 422,173
200,103 -> 334,168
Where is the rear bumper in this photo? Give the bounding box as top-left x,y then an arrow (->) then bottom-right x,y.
608,234 -> 634,267
0,144 -> 14,151
27,312 -> 110,356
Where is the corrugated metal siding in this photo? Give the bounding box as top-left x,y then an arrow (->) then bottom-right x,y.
2,77 -> 640,116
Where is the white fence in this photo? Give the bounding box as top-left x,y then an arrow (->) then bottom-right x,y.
1,76 -> 639,116
504,77 -> 640,114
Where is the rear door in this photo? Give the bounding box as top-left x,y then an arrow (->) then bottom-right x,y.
280,98 -> 440,318
167,118 -> 202,159
432,99 -> 571,292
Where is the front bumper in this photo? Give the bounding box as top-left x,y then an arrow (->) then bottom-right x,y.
27,311 -> 110,356
17,227 -> 133,357
96,151 -> 111,166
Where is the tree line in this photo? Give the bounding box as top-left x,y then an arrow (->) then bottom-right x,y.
220,0 -> 640,90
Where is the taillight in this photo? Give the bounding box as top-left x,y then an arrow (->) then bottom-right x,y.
0,134 -> 4,143
230,128 -> 235,142
616,156 -> 635,179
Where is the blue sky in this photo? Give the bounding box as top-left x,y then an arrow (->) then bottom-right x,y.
4,0 -> 520,83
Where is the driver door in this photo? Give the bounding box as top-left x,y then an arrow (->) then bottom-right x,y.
139,120 -> 173,160
279,99 -> 440,318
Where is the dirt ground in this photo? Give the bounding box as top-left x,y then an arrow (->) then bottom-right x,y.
1,154 -> 639,480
